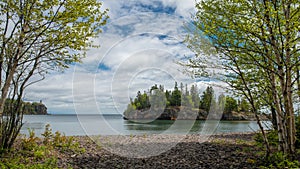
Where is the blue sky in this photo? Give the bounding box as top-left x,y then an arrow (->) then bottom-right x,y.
25,0 -> 222,114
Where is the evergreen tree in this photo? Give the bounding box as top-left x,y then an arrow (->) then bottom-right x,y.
149,87 -> 166,109
180,82 -> 184,94
150,84 -> 158,94
182,84 -> 193,107
159,85 -> 164,92
170,82 -> 181,106
182,95 -> 193,107
190,84 -> 200,108
200,86 -> 215,112
185,84 -> 189,96
224,96 -> 238,113
134,91 -> 150,110
165,90 -> 171,107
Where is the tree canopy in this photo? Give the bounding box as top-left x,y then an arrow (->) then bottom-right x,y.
124,83 -> 248,117
0,0 -> 108,151
185,0 -> 299,158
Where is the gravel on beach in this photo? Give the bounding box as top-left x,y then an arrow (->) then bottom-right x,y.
55,132 -> 262,169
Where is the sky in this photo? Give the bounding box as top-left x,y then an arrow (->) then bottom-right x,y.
25,0 -> 220,115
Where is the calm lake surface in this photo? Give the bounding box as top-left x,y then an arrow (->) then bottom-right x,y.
21,114 -> 271,136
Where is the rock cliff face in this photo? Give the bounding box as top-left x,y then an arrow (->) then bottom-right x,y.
24,102 -> 48,115
123,106 -> 269,121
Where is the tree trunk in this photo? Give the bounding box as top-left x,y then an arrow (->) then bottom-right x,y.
0,63 -> 18,117
297,67 -> 300,111
255,112 -> 271,157
0,22 -> 26,118
270,72 -> 287,153
270,105 -> 277,131
284,62 -> 296,157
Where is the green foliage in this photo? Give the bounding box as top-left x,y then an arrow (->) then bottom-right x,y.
52,131 -> 85,153
33,147 -> 47,160
199,86 -> 215,112
239,98 -> 251,113
0,0 -> 109,154
133,91 -> 150,110
41,124 -> 85,154
0,0 -> 109,67
259,152 -> 300,169
254,130 -> 278,148
21,129 -> 40,151
190,84 -> 200,108
4,100 -> 48,115
149,88 -> 167,109
255,130 -> 300,168
0,157 -> 58,169
182,95 -> 193,107
41,124 -> 53,145
1,124 -> 84,168
170,82 -> 182,106
124,83 -> 243,118
224,96 -> 238,113
186,0 -> 299,157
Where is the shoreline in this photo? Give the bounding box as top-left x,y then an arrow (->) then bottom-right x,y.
21,115 -> 270,136
4,132 -> 264,168
70,131 -> 258,137
60,132 -> 260,168
25,113 -> 268,120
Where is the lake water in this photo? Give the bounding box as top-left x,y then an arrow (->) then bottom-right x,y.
21,114 -> 271,136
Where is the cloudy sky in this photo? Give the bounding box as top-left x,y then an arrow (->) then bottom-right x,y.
25,0 -> 209,114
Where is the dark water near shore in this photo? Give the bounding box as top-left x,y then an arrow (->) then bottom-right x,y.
21,114 -> 271,136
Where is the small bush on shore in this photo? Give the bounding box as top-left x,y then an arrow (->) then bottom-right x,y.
254,130 -> 278,148
0,124 -> 84,168
22,129 -> 39,151
259,152 -> 300,169
254,130 -> 300,168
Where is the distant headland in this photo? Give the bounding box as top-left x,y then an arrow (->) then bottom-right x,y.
4,99 -> 48,115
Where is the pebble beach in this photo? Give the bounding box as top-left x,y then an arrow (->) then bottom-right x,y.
57,133 -> 262,169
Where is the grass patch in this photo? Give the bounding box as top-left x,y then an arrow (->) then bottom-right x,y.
0,124 -> 84,168
254,130 -> 300,168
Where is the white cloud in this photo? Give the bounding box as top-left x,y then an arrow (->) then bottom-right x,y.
160,0 -> 196,18
26,0 -> 198,114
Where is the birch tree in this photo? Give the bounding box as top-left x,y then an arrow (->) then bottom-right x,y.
185,0 -> 299,157
0,0 -> 108,152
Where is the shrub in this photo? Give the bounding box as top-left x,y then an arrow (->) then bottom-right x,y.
21,129 -> 40,151
1,124 -> 85,168
41,123 -> 53,146
259,152 -> 300,169
255,130 -> 300,168
254,130 -> 278,148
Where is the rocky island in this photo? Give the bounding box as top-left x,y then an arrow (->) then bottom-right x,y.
124,83 -> 269,121
123,106 -> 269,121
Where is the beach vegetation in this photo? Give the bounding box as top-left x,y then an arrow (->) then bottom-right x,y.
0,124 -> 82,168
259,152 -> 300,169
